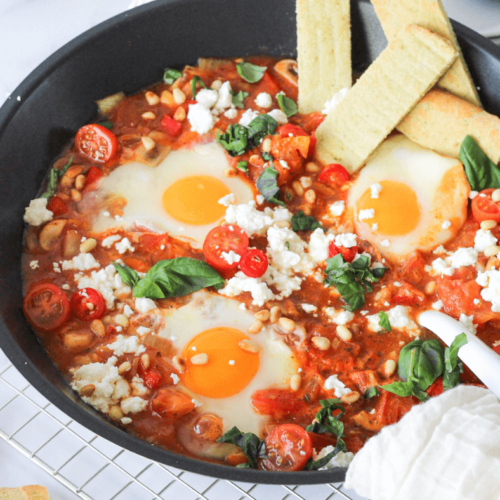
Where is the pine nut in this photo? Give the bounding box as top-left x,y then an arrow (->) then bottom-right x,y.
161,90 -> 176,106
91,319 -> 105,337
298,204 -> 311,215
262,138 -> 272,153
71,189 -> 82,202
79,238 -> 97,253
292,181 -> 304,196
290,374 -> 301,391
300,177 -> 312,188
484,245 -> 500,257
174,106 -> 186,121
336,325 -> 352,342
306,162 -> 320,172
173,88 -> 186,104
239,339 -> 262,353
312,336 -> 331,351
255,310 -> 270,322
486,257 -> 500,271
114,314 -> 129,328
211,79 -> 222,90
425,281 -> 436,295
145,91 -> 160,106
191,353 -> 209,365
274,220 -> 291,228
60,174 -> 74,188
341,391 -> 361,405
141,354 -> 150,370
481,220 -> 497,230
278,317 -> 296,332
248,320 -> 264,334
304,189 -> 316,204
270,306 -> 281,324
141,136 -> 156,151
75,174 -> 86,190
74,355 -> 91,366
80,384 -> 95,397
384,359 -> 397,377
223,167 -> 237,178
142,111 -> 156,120
493,189 -> 500,202
172,355 -> 186,373
109,405 -> 123,421
118,361 -> 131,374
249,154 -> 264,166
66,166 -> 83,178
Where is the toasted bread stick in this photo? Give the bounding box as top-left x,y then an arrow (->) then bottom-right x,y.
0,486 -> 51,500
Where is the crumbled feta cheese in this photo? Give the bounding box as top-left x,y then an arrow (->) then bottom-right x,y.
123,304 -> 134,317
115,237 -> 135,255
239,302 -> 246,310
381,239 -> 391,247
171,373 -> 180,385
136,326 -> 151,336
62,284 -> 70,290
188,103 -> 215,134
221,250 -> 241,265
102,235 -> 122,248
224,202 -> 275,236
324,307 -> 354,325
442,220 -> 452,230
459,313 -> 477,335
476,269 -> 500,312
334,233 -> 357,249
29,260 -> 39,270
135,297 -> 156,313
301,303 -> 318,313
329,200 -> 345,217
239,109 -> 259,127
214,82 -> 232,110
255,92 -> 272,108
324,374 -> 351,397
322,87 -> 349,115
131,376 -> 149,396
433,245 -> 447,255
121,417 -> 132,425
107,335 -> 146,356
228,360 -> 236,366
359,209 -> 375,221
121,396 -> 147,414
372,223 -> 379,231
474,298 -> 480,305
432,300 -> 444,311
367,306 -> 418,333
469,191 -> 479,199
195,88 -> 219,108
23,198 -> 53,226
256,194 -> 265,205
62,253 -> 100,271
475,229 -> 498,252
370,183 -> 382,199
267,109 -> 288,124
224,108 -> 238,119
431,247 -> 478,276
219,273 -> 274,306
313,446 -> 354,469
218,193 -> 235,206
279,160 -> 289,170
266,225 -> 307,271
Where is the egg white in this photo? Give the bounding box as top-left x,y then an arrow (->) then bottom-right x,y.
348,134 -> 470,261
156,291 -> 298,435
92,142 -> 254,247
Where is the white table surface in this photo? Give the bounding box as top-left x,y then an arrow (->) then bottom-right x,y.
1,0 -> 499,498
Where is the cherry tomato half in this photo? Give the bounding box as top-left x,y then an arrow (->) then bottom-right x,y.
203,225 -> 249,274
240,249 -> 268,278
328,242 -> 358,263
23,283 -> 71,331
84,166 -> 104,190
262,424 -> 313,471
318,163 -> 350,186
70,288 -> 106,321
75,124 -> 118,163
47,195 -> 68,216
471,188 -> 500,223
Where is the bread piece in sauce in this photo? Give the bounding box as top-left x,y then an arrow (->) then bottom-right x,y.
398,89 -> 500,164
315,24 -> 457,172
371,0 -> 481,107
296,0 -> 352,114
0,486 -> 51,500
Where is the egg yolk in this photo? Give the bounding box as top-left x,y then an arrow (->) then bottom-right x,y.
162,175 -> 230,225
181,327 -> 260,399
358,180 -> 421,236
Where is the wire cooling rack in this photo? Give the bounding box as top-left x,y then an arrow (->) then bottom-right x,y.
0,348 -> 362,500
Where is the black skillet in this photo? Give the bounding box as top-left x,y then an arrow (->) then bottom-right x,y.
0,0 -> 499,485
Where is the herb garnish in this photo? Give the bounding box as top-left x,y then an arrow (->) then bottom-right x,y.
163,68 -> 182,84
364,387 -> 380,399
256,166 -> 285,207
323,254 -> 388,312
98,121 -> 113,130
236,161 -> 249,175
306,399 -> 347,451
191,76 -> 207,100
217,427 -> 267,468
378,311 -> 392,332
236,62 -> 267,83
277,94 -> 298,118
291,210 -> 323,231
112,258 -> 224,299
231,90 -> 249,109
460,135 -> 500,191
382,333 -> 468,401
41,156 -> 73,200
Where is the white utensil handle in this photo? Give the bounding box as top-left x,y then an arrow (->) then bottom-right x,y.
419,310 -> 500,399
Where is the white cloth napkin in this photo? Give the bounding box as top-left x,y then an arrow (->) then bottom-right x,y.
345,386 -> 500,500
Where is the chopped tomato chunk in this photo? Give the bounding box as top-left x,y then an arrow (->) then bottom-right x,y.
143,369 -> 163,390
392,282 -> 426,306
376,391 -> 415,426
351,370 -> 380,394
426,378 -> 444,397
84,166 -> 104,190
152,388 -> 195,418
328,242 -> 358,263
318,164 -> 350,186
399,251 -> 426,285
161,114 -> 183,137
47,195 -> 68,216
436,279 -> 482,318
252,389 -> 303,416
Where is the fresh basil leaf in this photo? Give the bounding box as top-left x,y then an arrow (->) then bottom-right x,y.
306,447 -> 343,470
112,261 -> 140,288
419,339 -> 445,384
191,76 -> 207,100
41,156 -> 73,199
236,62 -> 267,83
133,258 -> 224,299
256,166 -> 285,207
231,90 -> 249,109
261,152 -> 273,161
236,161 -> 249,175
381,380 -> 415,398
217,426 -> 266,469
445,332 -> 468,372
247,114 -> 278,146
216,125 -> 249,156
364,387 -> 380,399
371,266 -> 389,279
98,120 -> 113,130
277,94 -> 298,118
306,399 -> 346,448
460,135 -> 500,191
398,341 -> 422,382
163,67 -> 182,84
291,210 -> 323,231
378,311 -> 391,332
